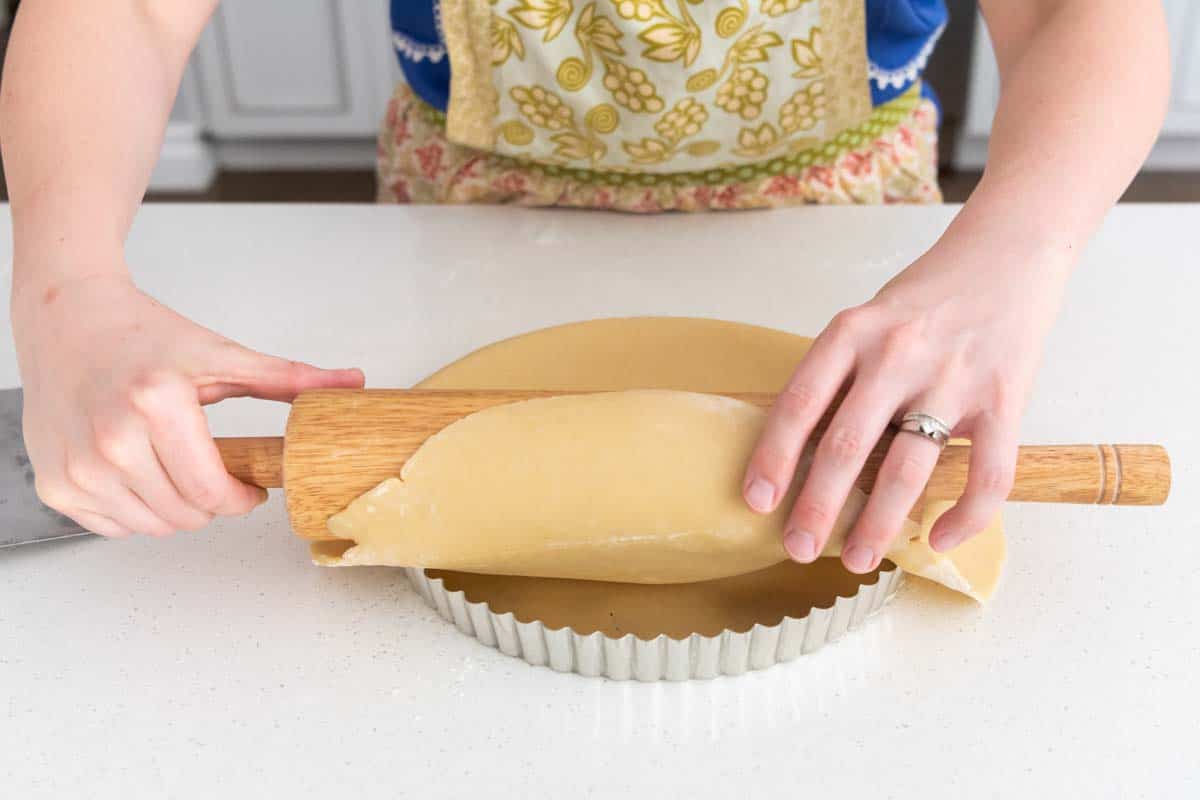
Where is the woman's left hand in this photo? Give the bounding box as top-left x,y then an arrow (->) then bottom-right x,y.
742,235 -> 1073,573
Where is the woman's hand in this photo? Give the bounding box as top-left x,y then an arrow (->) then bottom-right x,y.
12,271 -> 365,538
742,236 -> 1073,573
748,0 -> 1170,576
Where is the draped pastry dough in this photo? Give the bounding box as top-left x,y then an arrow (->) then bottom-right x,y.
327,389 -> 883,583
317,318 -> 1004,601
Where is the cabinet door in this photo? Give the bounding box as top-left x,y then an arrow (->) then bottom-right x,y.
194,0 -> 393,138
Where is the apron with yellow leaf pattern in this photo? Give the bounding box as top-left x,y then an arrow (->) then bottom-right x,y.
378,0 -> 941,211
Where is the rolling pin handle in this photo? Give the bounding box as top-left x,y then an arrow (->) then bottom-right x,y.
215,437 -> 285,489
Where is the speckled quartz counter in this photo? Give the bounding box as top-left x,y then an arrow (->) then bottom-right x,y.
1,205 -> 1197,798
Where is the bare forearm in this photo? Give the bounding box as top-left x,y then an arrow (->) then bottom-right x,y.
1,0 -> 217,294
2,5 -> 366,542
941,0 -> 1169,268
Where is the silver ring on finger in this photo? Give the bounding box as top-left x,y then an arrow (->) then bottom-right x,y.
898,411 -> 952,450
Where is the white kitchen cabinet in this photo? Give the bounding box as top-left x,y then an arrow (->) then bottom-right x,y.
193,0 -> 394,138
153,0 -> 398,187
151,64 -> 218,191
956,2 -> 1200,169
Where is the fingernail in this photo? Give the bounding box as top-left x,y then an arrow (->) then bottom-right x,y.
930,531 -> 958,552
783,529 -> 817,562
744,478 -> 776,513
843,544 -> 876,574
254,488 -> 269,506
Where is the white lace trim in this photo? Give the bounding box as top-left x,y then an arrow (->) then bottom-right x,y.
868,22 -> 946,90
393,1 -> 446,64
393,31 -> 446,63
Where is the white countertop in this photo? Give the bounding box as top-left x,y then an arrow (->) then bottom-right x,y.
1,204 -> 1196,797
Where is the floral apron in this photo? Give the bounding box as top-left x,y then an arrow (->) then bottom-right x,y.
377,1 -> 941,211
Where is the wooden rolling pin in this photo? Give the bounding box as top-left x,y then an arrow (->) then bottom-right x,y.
214,389 -> 1172,541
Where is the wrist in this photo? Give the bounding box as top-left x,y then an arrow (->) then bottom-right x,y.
949,175 -> 1095,272
883,213 -> 1077,331
10,205 -> 128,293
10,242 -> 129,309
934,200 -> 1081,287
10,265 -> 133,325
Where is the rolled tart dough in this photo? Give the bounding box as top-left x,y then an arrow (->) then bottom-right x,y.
317,318 -> 1005,602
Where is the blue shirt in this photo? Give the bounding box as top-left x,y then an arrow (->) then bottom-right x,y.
391,0 -> 945,115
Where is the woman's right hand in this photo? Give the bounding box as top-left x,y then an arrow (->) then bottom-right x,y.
11,271 -> 365,538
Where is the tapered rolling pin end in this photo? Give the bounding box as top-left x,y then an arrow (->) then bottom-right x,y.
963,442 -> 1171,507
1104,444 -> 1171,506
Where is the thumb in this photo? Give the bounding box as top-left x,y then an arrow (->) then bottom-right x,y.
201,346 -> 365,404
